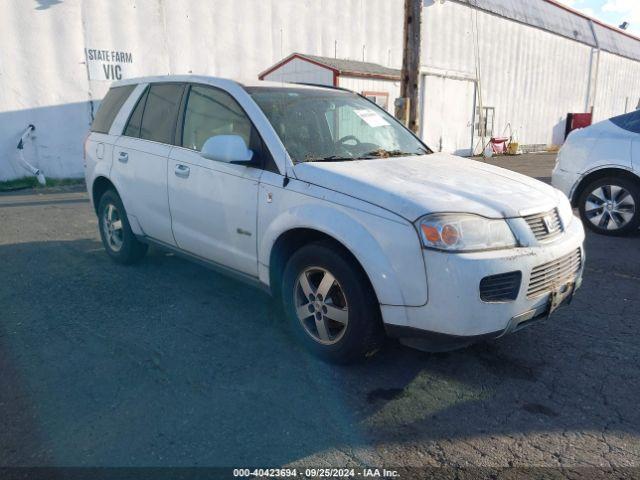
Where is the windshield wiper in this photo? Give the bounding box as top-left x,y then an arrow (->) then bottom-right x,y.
299,155 -> 354,163
357,149 -> 421,159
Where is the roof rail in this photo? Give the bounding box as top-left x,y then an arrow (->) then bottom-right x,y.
291,82 -> 354,93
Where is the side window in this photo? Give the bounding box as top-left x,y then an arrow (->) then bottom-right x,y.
181,85 -> 252,151
139,83 -> 184,144
610,110 -> 640,134
123,87 -> 148,138
91,85 -> 135,134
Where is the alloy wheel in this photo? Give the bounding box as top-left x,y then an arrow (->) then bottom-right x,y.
584,184 -> 636,231
294,267 -> 349,345
102,203 -> 124,252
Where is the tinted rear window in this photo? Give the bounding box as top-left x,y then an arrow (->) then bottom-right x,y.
123,87 -> 149,138
91,85 -> 135,134
139,83 -> 184,144
610,110 -> 640,134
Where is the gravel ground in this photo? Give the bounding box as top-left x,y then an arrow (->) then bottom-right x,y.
0,159 -> 638,471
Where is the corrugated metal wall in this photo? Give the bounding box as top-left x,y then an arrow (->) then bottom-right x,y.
421,0 -> 639,153
1,0 -> 639,180
595,51 -> 640,118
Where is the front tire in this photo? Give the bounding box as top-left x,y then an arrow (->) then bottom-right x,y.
578,177 -> 640,236
97,189 -> 148,264
281,241 -> 384,364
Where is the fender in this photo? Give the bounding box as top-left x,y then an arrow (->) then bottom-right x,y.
91,172 -> 145,236
569,163 -> 639,202
258,202 -> 428,308
92,164 -> 112,197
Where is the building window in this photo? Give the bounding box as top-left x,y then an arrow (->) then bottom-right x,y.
362,91 -> 389,111
475,106 -> 495,138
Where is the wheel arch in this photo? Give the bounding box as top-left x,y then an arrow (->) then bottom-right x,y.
268,228 -> 373,299
91,176 -> 117,214
571,167 -> 640,206
261,208 -> 412,308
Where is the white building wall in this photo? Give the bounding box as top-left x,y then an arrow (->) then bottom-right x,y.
0,0 -> 403,181
161,0 -> 403,80
593,51 -> 640,119
421,1 -> 606,151
1,0 -> 640,181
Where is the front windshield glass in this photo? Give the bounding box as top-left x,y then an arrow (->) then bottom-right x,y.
246,87 -> 431,163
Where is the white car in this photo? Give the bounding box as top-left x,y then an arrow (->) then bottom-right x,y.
552,110 -> 640,235
84,75 -> 585,362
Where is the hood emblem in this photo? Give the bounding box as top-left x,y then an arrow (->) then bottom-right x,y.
542,215 -> 558,233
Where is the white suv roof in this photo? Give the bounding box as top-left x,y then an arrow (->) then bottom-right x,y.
111,74 -> 335,91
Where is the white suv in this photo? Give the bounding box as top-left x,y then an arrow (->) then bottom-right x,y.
85,75 -> 585,362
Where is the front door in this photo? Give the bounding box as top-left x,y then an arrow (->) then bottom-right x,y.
167,84 -> 262,276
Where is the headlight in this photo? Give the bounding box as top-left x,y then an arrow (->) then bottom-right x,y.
416,213 -> 517,252
556,191 -> 574,228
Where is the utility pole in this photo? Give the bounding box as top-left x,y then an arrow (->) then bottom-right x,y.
395,0 -> 422,133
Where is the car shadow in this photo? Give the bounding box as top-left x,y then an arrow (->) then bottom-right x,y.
0,237 -> 638,466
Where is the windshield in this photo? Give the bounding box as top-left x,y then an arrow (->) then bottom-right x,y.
246,87 -> 431,163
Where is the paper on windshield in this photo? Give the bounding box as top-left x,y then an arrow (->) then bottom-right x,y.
354,109 -> 389,128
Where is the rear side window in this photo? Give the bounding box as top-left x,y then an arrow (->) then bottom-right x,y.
139,83 -> 184,144
610,110 -> 640,134
123,87 -> 148,138
91,85 -> 135,134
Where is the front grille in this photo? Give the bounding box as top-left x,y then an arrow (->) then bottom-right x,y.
524,208 -> 563,242
527,248 -> 582,299
480,271 -> 522,302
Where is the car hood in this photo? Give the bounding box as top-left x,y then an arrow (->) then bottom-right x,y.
293,153 -> 560,220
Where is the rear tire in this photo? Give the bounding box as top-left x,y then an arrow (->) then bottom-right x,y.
281,241 -> 384,364
578,176 -> 640,236
97,189 -> 148,264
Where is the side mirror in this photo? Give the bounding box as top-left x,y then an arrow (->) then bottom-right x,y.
200,135 -> 254,164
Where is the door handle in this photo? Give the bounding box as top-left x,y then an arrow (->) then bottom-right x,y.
118,151 -> 128,163
174,164 -> 190,178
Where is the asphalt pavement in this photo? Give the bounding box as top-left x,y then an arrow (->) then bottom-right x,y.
0,156 -> 639,470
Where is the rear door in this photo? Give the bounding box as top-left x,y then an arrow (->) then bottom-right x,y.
85,84 -> 136,187
111,82 -> 185,245
167,84 -> 263,276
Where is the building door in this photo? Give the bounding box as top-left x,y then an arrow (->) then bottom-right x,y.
421,75 -> 476,156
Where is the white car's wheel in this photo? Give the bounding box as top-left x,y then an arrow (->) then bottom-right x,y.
98,190 -> 148,264
281,241 -> 384,363
578,177 -> 640,236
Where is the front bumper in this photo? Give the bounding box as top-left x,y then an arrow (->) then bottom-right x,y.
551,165 -> 580,202
382,217 -> 585,339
